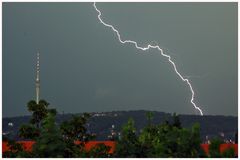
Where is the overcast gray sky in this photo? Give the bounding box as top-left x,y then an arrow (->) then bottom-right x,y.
3,2 -> 237,117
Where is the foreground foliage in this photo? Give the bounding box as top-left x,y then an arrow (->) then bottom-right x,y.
208,137 -> 236,158
114,112 -> 236,158
3,99 -> 110,158
114,113 -> 203,158
2,100 -> 236,158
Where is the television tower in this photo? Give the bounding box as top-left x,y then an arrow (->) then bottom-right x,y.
36,52 -> 40,104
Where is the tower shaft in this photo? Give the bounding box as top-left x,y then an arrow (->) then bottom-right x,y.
36,52 -> 40,104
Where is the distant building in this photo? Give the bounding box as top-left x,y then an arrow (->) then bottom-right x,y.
8,122 -> 13,127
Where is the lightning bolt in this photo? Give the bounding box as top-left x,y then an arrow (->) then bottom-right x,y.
93,2 -> 203,116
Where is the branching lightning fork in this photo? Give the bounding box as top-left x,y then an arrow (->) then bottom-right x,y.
93,2 -> 203,116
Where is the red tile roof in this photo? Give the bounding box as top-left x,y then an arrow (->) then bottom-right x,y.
201,143 -> 238,156
2,141 -> 115,154
2,141 -> 238,156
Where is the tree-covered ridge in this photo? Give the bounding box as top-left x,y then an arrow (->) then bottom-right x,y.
3,99 -> 237,158
3,110 -> 237,141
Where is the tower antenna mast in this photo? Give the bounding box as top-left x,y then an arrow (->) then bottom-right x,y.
36,52 -> 40,104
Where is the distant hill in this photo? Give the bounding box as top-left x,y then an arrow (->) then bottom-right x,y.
3,110 -> 237,142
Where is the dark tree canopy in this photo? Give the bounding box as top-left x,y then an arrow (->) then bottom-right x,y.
4,99 -> 110,158
3,101 -> 236,158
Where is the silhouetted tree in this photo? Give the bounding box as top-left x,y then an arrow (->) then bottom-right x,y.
4,100 -> 111,158
172,113 -> 181,129
208,137 -> 222,158
146,111 -> 154,126
2,138 -> 31,158
32,112 -> 66,157
18,124 -> 40,140
87,143 -> 111,158
115,114 -> 202,158
19,100 -> 53,139
60,113 -> 95,157
114,118 -> 141,157
27,100 -> 49,128
221,147 -> 235,158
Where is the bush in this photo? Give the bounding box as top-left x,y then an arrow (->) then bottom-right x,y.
115,113 -> 202,158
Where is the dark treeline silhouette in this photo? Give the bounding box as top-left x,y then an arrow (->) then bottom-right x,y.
3,110 -> 237,141
3,99 -> 237,158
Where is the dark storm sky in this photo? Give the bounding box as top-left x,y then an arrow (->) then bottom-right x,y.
3,2 -> 237,117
